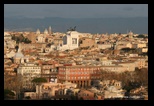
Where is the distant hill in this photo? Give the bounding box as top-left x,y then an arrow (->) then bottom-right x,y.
4,17 -> 148,34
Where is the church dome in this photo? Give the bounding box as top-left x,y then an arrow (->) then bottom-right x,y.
129,31 -> 133,36
13,51 -> 24,59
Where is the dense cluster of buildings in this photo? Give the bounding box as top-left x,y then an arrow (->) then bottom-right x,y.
4,26 -> 148,100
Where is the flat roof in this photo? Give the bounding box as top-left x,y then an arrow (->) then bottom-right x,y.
58,65 -> 101,68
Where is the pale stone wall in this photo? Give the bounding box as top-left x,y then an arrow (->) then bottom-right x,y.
97,44 -> 112,49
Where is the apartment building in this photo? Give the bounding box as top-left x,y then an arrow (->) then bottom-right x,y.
17,63 -> 41,90
4,32 -> 12,40
79,38 -> 95,48
104,86 -> 125,99
132,43 -> 147,49
6,50 -> 16,58
97,43 -> 112,49
77,89 -> 95,100
41,64 -> 58,82
58,65 -> 101,88
112,61 -> 136,72
129,57 -> 146,69
24,82 -> 77,100
19,43 -> 46,50
115,41 -> 132,50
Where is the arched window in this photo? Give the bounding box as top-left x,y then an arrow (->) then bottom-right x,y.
63,36 -> 67,45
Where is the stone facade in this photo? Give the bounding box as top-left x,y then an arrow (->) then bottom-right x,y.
61,31 -> 81,50
17,63 -> 41,90
58,66 -> 101,88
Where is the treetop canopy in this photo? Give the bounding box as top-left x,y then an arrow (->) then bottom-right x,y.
32,77 -> 47,83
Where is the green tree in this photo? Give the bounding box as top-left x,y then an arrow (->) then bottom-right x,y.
20,34 -> 24,37
4,89 -> 15,100
24,38 -> 31,44
32,78 -> 47,99
70,95 -> 77,100
25,96 -> 31,100
79,97 -> 84,100
32,77 -> 47,83
16,37 -> 20,44
11,35 -> 16,40
4,72 -> 23,100
137,34 -> 145,38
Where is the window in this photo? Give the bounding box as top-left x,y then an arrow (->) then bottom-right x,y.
72,38 -> 77,44
63,36 -> 67,45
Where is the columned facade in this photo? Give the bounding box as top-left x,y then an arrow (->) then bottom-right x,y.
61,80 -> 91,88
61,31 -> 81,51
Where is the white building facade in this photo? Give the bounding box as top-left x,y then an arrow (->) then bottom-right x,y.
17,63 -> 41,90
60,31 -> 81,51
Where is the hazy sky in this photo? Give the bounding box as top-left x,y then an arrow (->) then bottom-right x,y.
4,4 -> 148,18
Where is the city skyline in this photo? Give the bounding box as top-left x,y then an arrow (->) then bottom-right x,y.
4,4 -> 148,34
4,29 -> 148,100
4,4 -> 148,100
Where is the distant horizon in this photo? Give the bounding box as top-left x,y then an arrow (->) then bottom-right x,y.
4,28 -> 148,35
4,4 -> 148,34
4,17 -> 148,34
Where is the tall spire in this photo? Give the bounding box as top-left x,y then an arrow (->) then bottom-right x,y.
36,29 -> 40,34
44,28 -> 48,34
49,26 -> 52,35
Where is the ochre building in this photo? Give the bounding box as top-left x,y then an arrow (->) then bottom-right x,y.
58,66 -> 101,88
